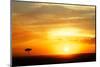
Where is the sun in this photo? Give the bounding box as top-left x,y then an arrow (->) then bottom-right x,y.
53,44 -> 82,55
61,44 -> 77,54
63,47 -> 70,53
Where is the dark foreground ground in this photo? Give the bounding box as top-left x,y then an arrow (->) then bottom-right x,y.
12,53 -> 96,66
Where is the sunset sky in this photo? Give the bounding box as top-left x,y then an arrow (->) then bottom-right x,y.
12,1 -> 96,57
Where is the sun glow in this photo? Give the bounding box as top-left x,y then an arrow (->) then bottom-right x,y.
48,28 -> 94,40
53,44 -> 83,55
47,28 -> 95,55
63,47 -> 70,52
48,28 -> 80,37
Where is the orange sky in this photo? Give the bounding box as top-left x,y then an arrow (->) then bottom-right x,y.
12,2 -> 96,57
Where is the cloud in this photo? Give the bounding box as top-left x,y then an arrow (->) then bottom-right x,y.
12,1 -> 96,42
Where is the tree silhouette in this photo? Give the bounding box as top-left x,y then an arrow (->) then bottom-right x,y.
25,48 -> 32,55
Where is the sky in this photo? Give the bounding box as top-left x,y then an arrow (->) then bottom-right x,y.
12,1 -> 96,57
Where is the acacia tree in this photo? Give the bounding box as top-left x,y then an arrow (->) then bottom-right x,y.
25,48 -> 32,55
